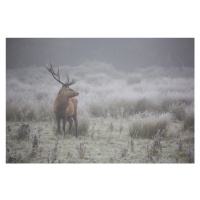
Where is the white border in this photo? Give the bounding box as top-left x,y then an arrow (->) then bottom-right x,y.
1,1 -> 199,200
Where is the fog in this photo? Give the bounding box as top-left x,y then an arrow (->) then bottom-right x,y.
6,38 -> 194,163
6,63 -> 194,163
6,38 -> 194,70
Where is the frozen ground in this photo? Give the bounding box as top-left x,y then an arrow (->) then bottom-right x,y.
6,61 -> 194,163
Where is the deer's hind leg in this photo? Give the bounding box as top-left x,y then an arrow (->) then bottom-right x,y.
73,116 -> 78,138
62,118 -> 67,137
67,117 -> 73,134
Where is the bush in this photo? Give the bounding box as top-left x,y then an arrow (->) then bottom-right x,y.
89,104 -> 105,117
72,117 -> 90,136
129,113 -> 171,139
183,110 -> 194,131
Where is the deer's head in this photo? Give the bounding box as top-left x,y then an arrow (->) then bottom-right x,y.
46,63 -> 79,99
59,85 -> 79,98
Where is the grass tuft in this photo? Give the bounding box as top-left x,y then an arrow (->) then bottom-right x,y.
71,117 -> 90,136
129,113 -> 171,139
134,99 -> 159,114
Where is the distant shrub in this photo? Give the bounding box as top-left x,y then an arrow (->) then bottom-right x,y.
134,99 -> 159,114
107,99 -> 135,118
36,92 -> 48,101
89,104 -> 105,117
6,104 -> 37,121
172,105 -> 186,121
106,98 -> 160,118
183,110 -> 194,131
127,75 -> 141,85
129,114 -> 171,139
160,97 -> 192,114
6,105 -> 19,121
86,73 -> 111,85
160,99 -> 173,112
23,104 -> 37,121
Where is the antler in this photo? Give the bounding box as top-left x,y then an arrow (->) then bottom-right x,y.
46,62 -> 76,86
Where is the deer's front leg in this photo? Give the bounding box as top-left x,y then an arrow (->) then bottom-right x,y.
57,117 -> 61,135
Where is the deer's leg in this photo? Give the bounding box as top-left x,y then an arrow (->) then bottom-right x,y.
63,118 -> 67,137
67,117 -> 73,134
73,116 -> 78,138
57,117 -> 61,134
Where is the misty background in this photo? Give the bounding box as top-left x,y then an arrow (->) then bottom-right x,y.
6,38 -> 194,164
6,38 -> 194,70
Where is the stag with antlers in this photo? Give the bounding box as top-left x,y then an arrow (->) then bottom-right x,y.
46,63 -> 79,138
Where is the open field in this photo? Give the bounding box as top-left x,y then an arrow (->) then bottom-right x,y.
6,62 -> 194,163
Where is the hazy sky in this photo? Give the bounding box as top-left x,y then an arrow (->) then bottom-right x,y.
6,38 -> 194,71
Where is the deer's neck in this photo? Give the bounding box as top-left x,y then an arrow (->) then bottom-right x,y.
57,94 -> 70,108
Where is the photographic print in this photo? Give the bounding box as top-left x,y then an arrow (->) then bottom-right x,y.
6,38 -> 194,163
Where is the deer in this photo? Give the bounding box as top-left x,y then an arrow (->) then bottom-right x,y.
46,63 -> 79,138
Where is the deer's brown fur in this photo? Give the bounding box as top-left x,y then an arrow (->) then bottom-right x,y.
46,63 -> 79,137
53,85 -> 79,137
